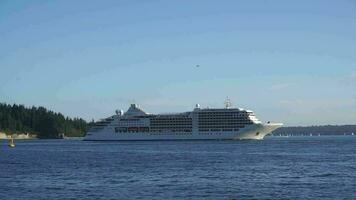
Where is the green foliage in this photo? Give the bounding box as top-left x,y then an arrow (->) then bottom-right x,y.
0,103 -> 87,138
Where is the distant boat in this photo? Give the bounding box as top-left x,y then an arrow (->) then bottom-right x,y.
8,137 -> 15,148
352,133 -> 354,136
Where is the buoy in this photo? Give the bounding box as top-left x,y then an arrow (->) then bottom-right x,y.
8,137 -> 15,148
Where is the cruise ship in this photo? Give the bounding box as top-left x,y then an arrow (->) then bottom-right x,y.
84,101 -> 282,141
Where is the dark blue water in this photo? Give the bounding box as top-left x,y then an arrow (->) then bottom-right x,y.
1,136 -> 355,200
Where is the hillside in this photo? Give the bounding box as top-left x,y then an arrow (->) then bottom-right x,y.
272,125 -> 356,136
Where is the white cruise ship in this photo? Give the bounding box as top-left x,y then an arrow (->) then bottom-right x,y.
84,101 -> 282,141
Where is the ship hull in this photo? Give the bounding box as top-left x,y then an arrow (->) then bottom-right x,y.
83,123 -> 282,141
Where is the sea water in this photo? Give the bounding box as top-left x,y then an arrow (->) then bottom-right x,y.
1,136 -> 355,199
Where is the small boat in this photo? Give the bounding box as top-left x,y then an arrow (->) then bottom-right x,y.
8,137 -> 15,148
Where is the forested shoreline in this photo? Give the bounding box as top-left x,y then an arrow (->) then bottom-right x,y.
1,102 -> 356,138
272,125 -> 356,136
0,103 -> 87,138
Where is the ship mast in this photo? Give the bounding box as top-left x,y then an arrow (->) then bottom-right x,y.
224,97 -> 232,108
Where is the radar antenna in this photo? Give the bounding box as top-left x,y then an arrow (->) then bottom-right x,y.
224,97 -> 232,108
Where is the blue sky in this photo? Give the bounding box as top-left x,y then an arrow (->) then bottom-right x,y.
1,0 -> 356,126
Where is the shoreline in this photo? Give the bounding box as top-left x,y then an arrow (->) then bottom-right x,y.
0,132 -> 37,140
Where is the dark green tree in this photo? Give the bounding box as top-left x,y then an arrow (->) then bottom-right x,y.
0,103 -> 88,138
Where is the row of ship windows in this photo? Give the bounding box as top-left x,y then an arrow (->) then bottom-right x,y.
198,119 -> 251,121
112,125 -> 192,131
151,129 -> 192,132
93,122 -> 251,128
198,121 -> 252,123
198,122 -> 251,124
198,124 -> 248,127
198,113 -> 247,116
152,119 -> 191,120
115,127 -> 149,132
198,124 -> 251,126
151,122 -> 192,125
114,127 -> 192,133
198,117 -> 248,119
197,116 -> 247,118
113,131 -> 194,135
199,128 -> 240,132
150,120 -> 192,124
98,122 -> 248,129
153,115 -> 190,118
198,132 -> 234,135
112,132 -> 194,135
120,119 -> 140,121
198,125 -> 250,127
151,121 -> 251,124
151,118 -> 191,120
198,126 -> 245,128
99,119 -> 250,125
198,112 -> 247,116
149,132 -> 193,135
150,128 -> 193,130
151,125 -> 192,127
198,116 -> 248,120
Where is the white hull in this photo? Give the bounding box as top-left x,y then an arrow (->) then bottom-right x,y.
84,123 -> 282,141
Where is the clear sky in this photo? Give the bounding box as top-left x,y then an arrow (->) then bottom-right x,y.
1,0 -> 356,126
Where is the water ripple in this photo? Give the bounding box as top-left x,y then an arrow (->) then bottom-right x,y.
1,137 -> 356,199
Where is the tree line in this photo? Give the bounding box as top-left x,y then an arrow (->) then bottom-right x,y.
0,103 -> 88,138
272,125 -> 356,136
